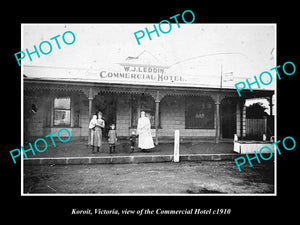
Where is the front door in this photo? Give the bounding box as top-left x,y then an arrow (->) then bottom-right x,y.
221,100 -> 236,139
93,93 -> 116,138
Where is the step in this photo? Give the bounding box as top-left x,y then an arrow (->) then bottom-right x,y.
23,153 -> 237,166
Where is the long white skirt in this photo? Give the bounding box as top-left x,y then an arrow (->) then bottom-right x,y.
138,132 -> 154,149
91,127 -> 102,147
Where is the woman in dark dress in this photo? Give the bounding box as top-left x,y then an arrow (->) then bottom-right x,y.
93,111 -> 105,153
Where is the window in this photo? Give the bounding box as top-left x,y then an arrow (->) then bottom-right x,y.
53,97 -> 71,126
185,96 -> 215,129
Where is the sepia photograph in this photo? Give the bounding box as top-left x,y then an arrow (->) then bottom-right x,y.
21,23 -> 276,195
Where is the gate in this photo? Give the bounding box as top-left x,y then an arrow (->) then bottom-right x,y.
246,118 -> 267,138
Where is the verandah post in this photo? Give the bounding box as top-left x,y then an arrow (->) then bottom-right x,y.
87,87 -> 93,146
155,91 -> 160,145
215,95 -> 221,144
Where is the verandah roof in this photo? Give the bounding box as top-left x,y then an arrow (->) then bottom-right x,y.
23,65 -> 275,93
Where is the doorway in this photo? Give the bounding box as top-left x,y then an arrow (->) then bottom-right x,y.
93,93 -> 117,138
221,99 -> 236,139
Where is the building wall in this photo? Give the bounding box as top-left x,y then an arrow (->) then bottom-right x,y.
79,95 -> 89,138
24,95 -> 44,137
24,91 -> 239,141
24,92 -> 89,140
116,94 -> 131,137
159,95 -> 216,137
117,95 -> 216,138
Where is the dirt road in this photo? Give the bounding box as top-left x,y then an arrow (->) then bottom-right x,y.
23,160 -> 274,194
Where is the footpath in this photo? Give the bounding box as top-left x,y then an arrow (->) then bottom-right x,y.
24,139 -> 237,165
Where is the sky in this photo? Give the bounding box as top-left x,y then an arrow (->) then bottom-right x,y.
22,23 -> 275,73
22,23 -> 276,113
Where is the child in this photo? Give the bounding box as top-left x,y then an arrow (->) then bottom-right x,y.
89,115 -> 97,129
108,124 -> 117,154
129,131 -> 137,153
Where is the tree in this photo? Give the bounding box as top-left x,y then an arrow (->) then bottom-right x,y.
246,102 -> 268,118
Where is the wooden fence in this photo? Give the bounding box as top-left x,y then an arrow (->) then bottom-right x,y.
246,118 -> 267,138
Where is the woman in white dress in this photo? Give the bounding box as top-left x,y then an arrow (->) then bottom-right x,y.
137,111 -> 154,151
